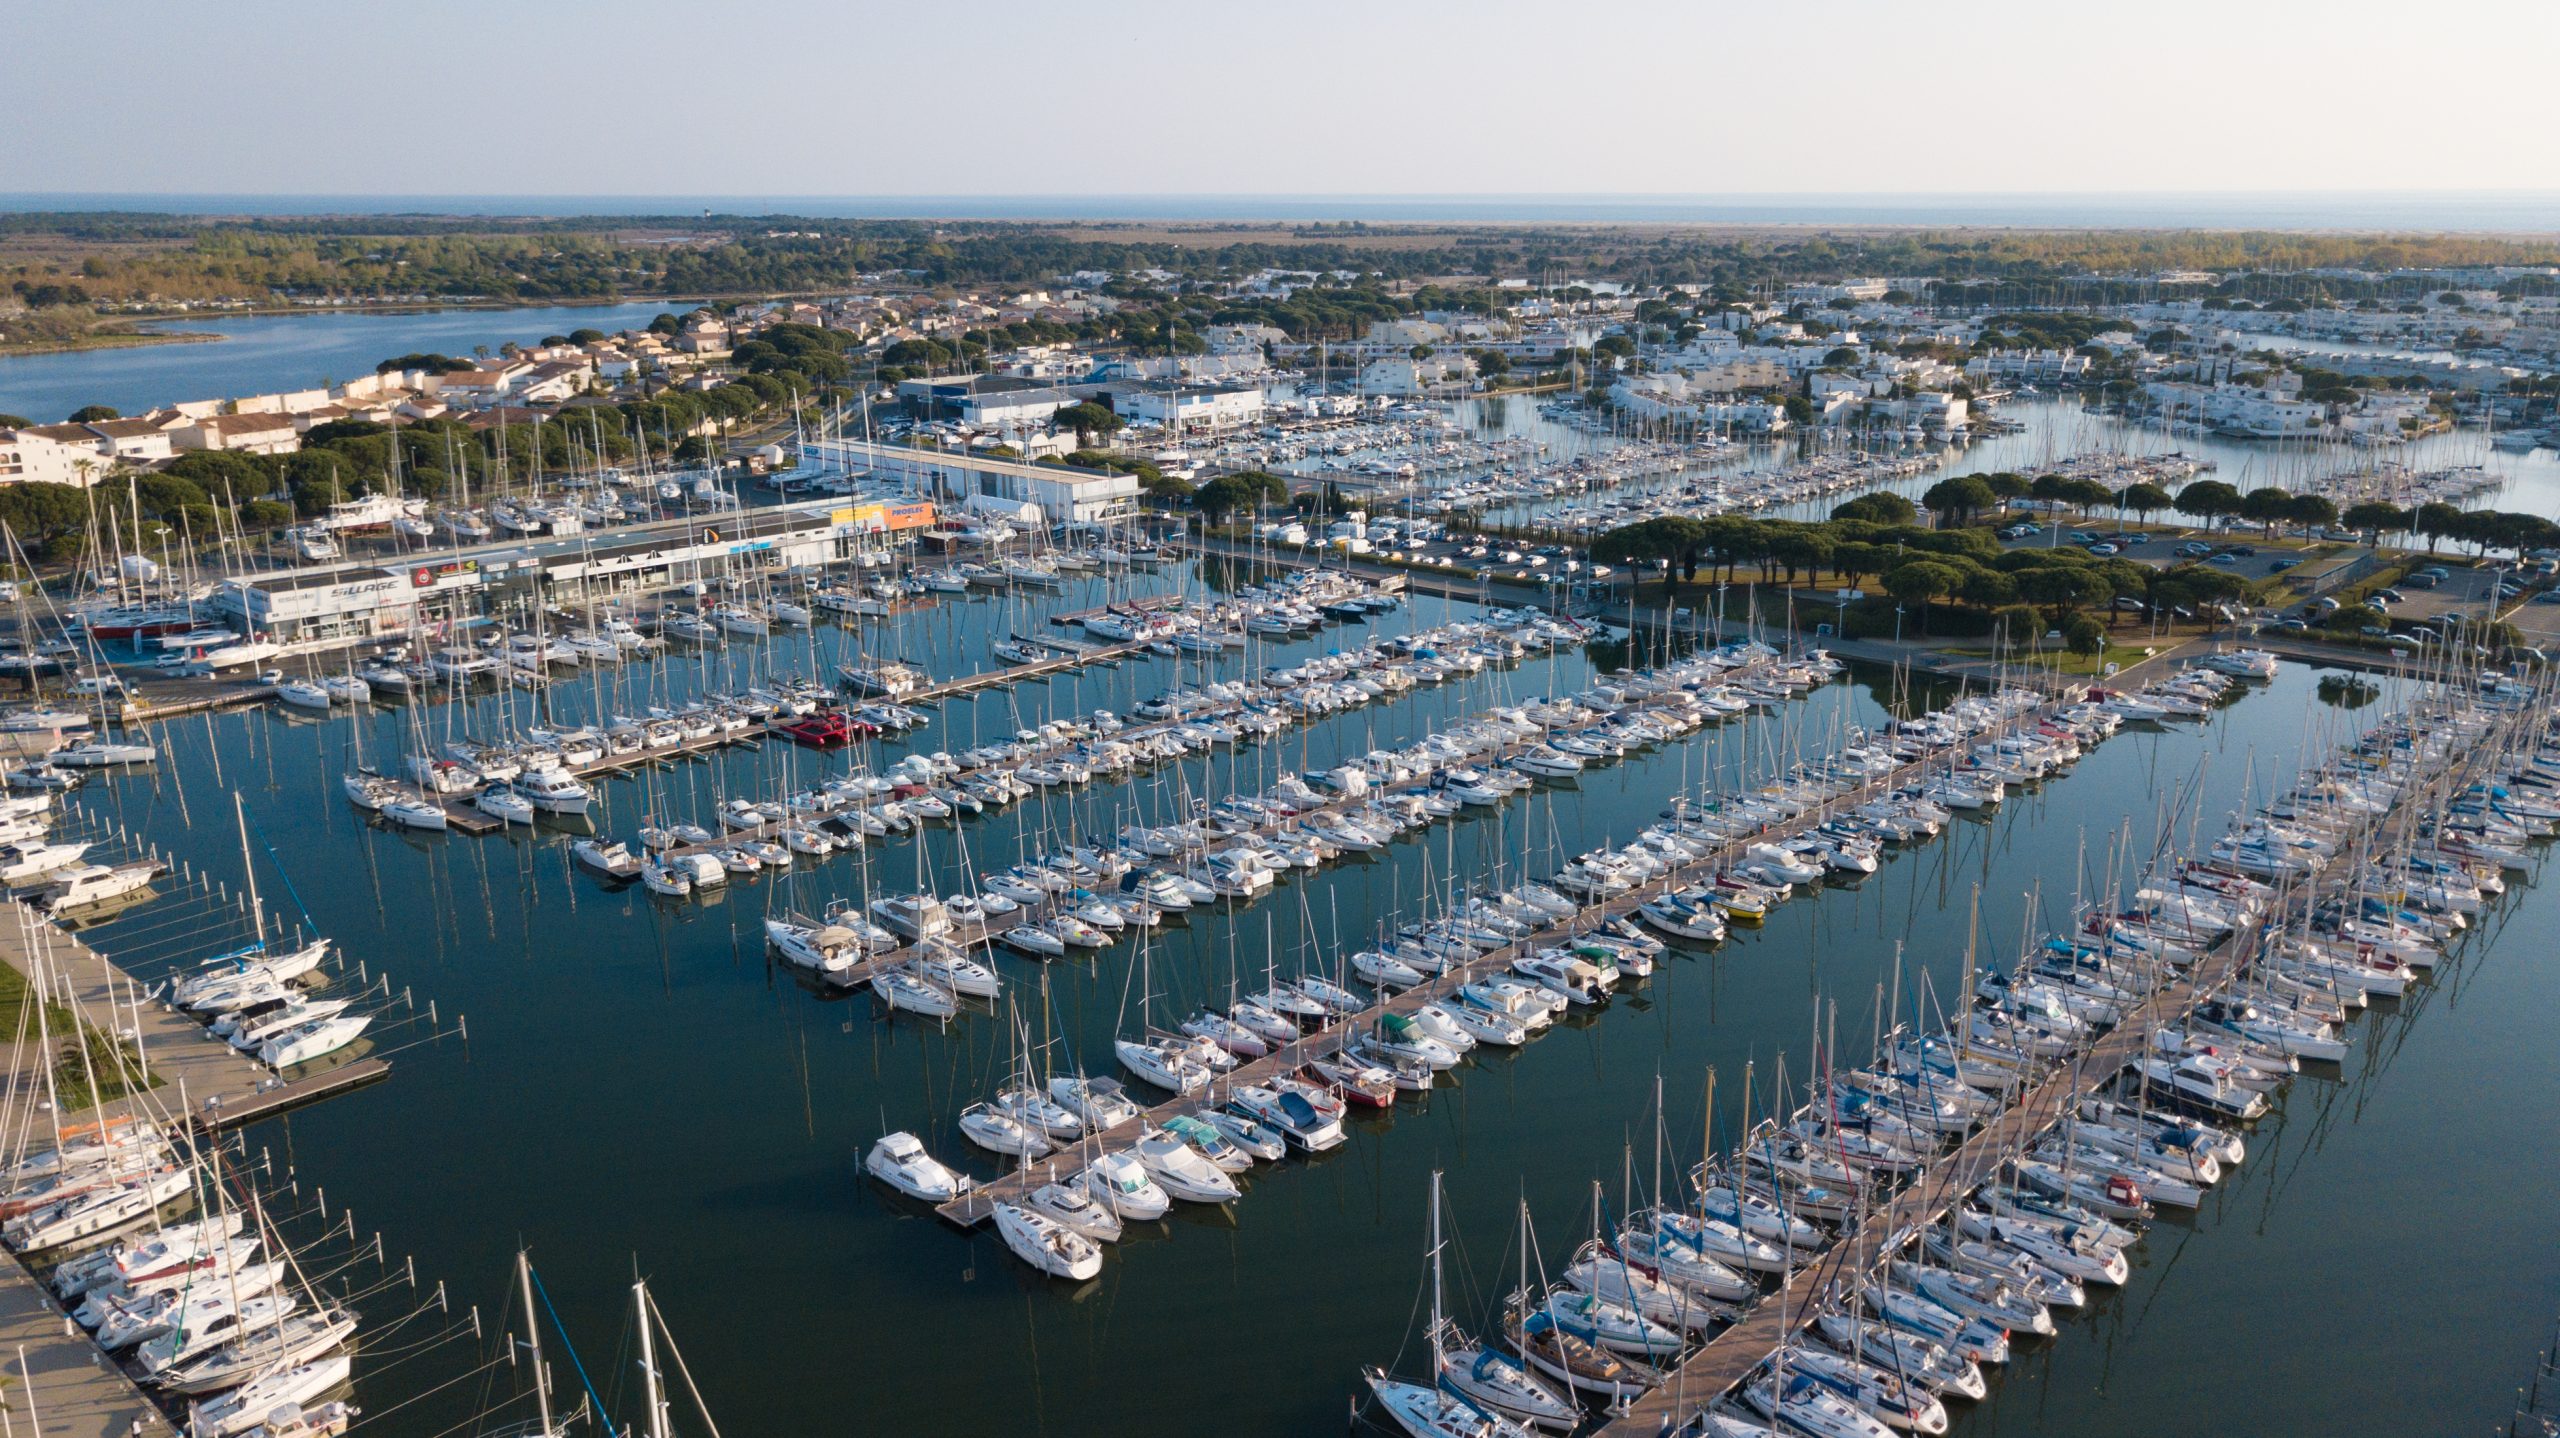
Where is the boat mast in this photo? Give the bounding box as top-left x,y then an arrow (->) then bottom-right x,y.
517,1250 -> 556,1437
232,792 -> 264,947
634,1277 -> 670,1438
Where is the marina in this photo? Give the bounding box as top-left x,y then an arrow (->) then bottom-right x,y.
6,117 -> 2560,1434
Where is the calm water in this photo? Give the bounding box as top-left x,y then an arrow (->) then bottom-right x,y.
1450,394 -> 2560,529
40,566 -> 2559,1437
0,302 -> 681,422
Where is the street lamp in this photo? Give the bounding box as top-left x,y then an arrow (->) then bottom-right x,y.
1893,605 -> 1906,645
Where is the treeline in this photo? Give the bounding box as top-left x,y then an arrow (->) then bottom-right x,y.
1592,508 -> 2256,649
18,211 -> 2560,311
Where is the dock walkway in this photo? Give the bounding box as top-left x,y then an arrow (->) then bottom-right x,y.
0,905 -> 392,1437
936,666 -> 2066,1227
0,915 -> 388,1135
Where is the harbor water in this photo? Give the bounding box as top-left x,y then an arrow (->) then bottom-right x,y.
44,565 -> 2560,1436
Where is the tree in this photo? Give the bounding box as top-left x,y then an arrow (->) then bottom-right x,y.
2239,486 -> 2295,537
1881,560 -> 1963,634
2341,501 -> 2407,547
2285,493 -> 2338,535
2015,564 -> 2108,626
1051,402 -> 1124,447
2049,478 -> 2109,517
2063,613 -> 2107,660
1765,527 -> 1834,586
2413,501 -> 2463,554
1831,492 -> 1917,526
1921,476 -> 1997,528
1782,395 -> 1814,428
1958,565 -> 2016,610
1992,604 -> 2042,655
1190,470 -> 1289,525
2116,482 -> 2172,524
65,405 -> 118,424
2173,480 -> 2243,528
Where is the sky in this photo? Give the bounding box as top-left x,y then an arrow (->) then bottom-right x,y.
8,0 -> 2560,202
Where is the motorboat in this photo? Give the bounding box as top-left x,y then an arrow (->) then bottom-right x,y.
1131,1127 -> 1241,1202
1081,1151 -> 1172,1220
993,1201 -> 1103,1280
864,1132 -> 969,1202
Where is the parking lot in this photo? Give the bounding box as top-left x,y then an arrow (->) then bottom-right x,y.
1993,522 -> 2311,584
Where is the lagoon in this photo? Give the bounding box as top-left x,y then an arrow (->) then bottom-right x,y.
0,301 -> 681,423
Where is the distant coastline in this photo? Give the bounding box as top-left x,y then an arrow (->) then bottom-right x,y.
7,190 -> 2560,232
0,328 -> 219,359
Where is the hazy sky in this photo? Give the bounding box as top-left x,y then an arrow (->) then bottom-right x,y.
10,0 -> 2559,198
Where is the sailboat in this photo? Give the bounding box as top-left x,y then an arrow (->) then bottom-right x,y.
1413,1174 -> 1577,1431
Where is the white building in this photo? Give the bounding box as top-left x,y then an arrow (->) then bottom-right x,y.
1359,355 -> 1477,397
807,441 -> 1140,525
1111,382 -> 1267,432
1607,376 -> 1791,432
0,427 -> 105,485
174,413 -> 302,455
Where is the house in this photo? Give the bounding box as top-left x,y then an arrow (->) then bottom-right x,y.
430,362 -> 533,408
0,426 -> 108,485
515,360 -> 595,405
173,412 -> 302,456
83,417 -> 177,463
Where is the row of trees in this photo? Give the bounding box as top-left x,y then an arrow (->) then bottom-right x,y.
1917,466 -> 2560,557
1592,510 -> 2255,643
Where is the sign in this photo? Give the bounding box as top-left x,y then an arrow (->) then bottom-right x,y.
410,558 -> 480,588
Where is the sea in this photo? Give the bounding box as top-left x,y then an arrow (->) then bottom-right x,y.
6,191 -> 2560,229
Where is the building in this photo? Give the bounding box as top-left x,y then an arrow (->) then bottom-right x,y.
895,375 -> 1076,429
83,418 -> 177,464
1606,375 -> 1792,432
1359,355 -> 1477,397
0,426 -> 105,485
210,495 -> 934,642
1109,381 -> 1267,432
173,413 -> 302,455
806,440 -> 1139,526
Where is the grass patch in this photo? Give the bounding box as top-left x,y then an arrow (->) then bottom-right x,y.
0,963 -> 160,1110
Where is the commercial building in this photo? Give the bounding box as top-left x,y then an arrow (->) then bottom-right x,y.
209,496 -> 934,642
807,440 -> 1139,525
1108,381 -> 1267,432
894,375 -> 1075,428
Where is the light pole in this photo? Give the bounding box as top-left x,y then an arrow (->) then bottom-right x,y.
1893,604 -> 1906,645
